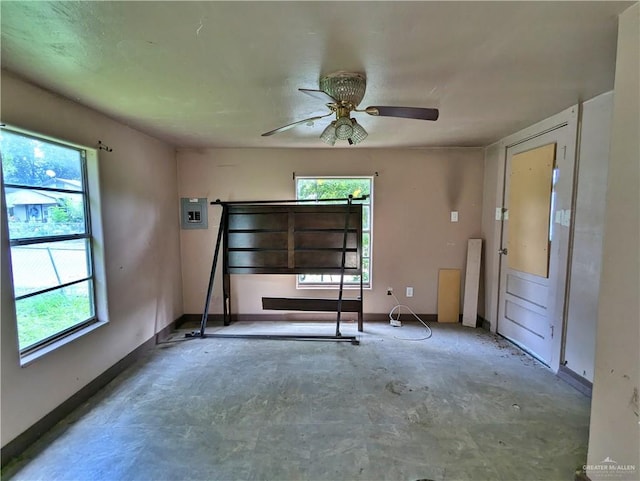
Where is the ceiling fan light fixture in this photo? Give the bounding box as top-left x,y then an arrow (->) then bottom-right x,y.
334,117 -> 354,140
320,122 -> 337,145
349,119 -> 368,145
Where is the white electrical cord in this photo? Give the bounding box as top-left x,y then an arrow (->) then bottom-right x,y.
388,292 -> 433,341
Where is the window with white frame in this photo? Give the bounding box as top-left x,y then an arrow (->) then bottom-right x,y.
295,176 -> 372,288
1,128 -> 97,355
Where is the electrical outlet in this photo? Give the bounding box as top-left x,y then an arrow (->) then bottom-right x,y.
387,287 -> 393,296
406,287 -> 414,297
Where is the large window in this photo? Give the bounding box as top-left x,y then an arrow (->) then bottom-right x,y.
295,176 -> 372,288
1,128 -> 97,355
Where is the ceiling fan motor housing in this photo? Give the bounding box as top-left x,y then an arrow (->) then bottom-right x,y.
320,71 -> 366,107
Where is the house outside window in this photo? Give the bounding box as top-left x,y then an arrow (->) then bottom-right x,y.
1,128 -> 97,355
295,176 -> 373,288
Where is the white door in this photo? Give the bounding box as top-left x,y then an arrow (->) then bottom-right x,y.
497,127 -> 569,365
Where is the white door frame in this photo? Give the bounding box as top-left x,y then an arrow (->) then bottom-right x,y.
493,104 -> 579,373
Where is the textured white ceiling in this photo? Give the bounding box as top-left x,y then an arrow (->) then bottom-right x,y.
0,1 -> 631,148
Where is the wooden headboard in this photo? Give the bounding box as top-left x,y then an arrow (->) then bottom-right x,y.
225,203 -> 363,275
192,198 -> 366,340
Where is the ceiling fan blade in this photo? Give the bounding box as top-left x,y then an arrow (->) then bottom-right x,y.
365,106 -> 439,121
299,88 -> 338,104
261,112 -> 333,137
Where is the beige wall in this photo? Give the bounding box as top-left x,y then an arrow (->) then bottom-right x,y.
0,71 -> 183,446
588,3 -> 639,476
177,148 -> 484,318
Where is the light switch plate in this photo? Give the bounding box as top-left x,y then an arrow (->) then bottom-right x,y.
450,211 -> 459,222
555,210 -> 564,225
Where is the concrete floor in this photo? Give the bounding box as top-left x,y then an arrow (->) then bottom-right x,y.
3,321 -> 591,481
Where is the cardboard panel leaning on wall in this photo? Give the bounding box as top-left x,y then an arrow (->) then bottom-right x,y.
177,147 -> 484,318
0,71 -> 183,447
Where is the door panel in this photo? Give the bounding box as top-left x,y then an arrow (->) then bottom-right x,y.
498,130 -> 566,365
506,274 -> 548,308
499,313 -> 550,361
505,298 -> 547,333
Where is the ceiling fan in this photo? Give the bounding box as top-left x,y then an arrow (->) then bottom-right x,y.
261,71 -> 439,145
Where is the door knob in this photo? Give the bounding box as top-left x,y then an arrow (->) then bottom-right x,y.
498,248 -> 508,255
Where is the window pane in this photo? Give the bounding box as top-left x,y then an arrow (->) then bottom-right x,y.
296,177 -> 372,288
16,280 -> 94,350
298,273 -> 363,285
363,233 -> 370,257
298,273 -> 320,284
362,258 -> 370,283
363,206 -> 370,230
6,188 -> 86,239
11,239 -> 91,297
297,178 -> 370,200
0,130 -> 83,190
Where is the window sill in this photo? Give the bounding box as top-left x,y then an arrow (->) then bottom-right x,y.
20,320 -> 108,367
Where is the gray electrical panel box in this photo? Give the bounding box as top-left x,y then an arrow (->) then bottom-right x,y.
180,198 -> 208,229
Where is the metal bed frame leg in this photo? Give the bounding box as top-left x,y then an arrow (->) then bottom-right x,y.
188,206 -> 226,338
335,195 -> 352,337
